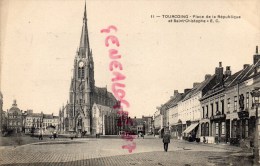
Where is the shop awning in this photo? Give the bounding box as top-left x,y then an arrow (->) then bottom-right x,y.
183,123 -> 199,134
158,128 -> 163,133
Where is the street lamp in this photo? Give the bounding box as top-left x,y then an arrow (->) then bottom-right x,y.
251,87 -> 260,164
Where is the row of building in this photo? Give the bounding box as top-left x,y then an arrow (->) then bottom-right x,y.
154,46 -> 260,144
0,98 -> 59,135
0,94 -> 153,136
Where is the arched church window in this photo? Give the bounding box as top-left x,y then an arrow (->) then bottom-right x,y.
78,67 -> 85,79
81,67 -> 85,79
78,118 -> 82,126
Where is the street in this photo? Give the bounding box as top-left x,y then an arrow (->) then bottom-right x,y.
0,136 -> 255,166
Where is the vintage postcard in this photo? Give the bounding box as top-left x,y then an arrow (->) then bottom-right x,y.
0,0 -> 260,165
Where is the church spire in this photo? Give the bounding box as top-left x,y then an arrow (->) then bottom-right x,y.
79,1 -> 90,58
84,1 -> 87,20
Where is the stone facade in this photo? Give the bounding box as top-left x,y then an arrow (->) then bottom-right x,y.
153,109 -> 162,135
7,100 -> 22,133
23,111 -> 59,134
92,103 -> 118,135
142,116 -> 153,134
200,46 -> 260,144
154,46 -> 260,145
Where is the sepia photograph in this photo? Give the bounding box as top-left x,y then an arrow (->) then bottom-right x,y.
0,0 -> 260,165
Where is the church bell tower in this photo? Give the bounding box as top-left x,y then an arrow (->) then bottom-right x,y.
68,2 -> 95,134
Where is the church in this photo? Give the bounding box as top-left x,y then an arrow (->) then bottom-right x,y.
59,3 -> 118,136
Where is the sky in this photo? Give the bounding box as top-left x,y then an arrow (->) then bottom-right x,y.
0,0 -> 260,117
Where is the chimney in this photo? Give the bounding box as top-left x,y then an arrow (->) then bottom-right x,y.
184,88 -> 191,93
243,64 -> 250,69
205,74 -> 211,80
215,62 -> 224,83
193,82 -> 200,88
253,46 -> 260,64
174,90 -> 179,96
224,66 -> 231,77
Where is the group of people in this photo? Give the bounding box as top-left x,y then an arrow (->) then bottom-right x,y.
38,131 -> 58,140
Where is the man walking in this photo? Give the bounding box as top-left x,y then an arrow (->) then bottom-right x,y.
162,130 -> 171,152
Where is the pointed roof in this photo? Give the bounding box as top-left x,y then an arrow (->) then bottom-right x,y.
95,104 -> 112,112
94,86 -> 117,102
167,93 -> 184,108
182,75 -> 215,101
78,2 -> 90,58
160,92 -> 185,111
94,103 -> 117,115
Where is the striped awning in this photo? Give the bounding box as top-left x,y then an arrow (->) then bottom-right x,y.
183,123 -> 199,134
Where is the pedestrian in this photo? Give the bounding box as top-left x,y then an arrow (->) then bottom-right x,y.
53,131 -> 57,140
162,130 -> 171,152
38,133 -> 42,140
188,133 -> 192,142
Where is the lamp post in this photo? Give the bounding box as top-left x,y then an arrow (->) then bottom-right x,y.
251,87 -> 260,164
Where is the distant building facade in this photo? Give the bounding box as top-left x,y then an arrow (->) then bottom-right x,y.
24,112 -> 43,134
24,111 -> 59,134
142,116 -> 153,134
7,100 -> 22,133
153,109 -> 162,135
168,90 -> 184,138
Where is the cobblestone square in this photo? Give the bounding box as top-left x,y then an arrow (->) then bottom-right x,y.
0,136 -> 255,166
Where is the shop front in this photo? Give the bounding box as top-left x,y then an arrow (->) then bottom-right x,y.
170,124 -> 178,138
227,110 -> 251,146
210,113 -> 226,143
182,122 -> 199,142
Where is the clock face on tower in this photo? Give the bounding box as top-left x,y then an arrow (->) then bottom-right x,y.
79,61 -> 84,68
